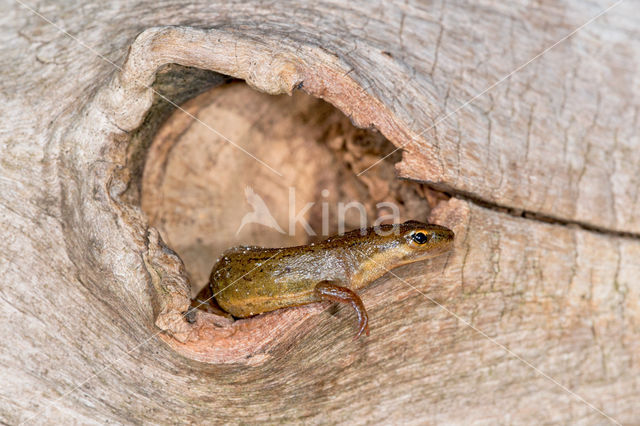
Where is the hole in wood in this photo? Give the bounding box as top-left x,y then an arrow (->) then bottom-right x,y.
56,28 -> 459,365
142,81 -> 437,298
137,78 -> 448,362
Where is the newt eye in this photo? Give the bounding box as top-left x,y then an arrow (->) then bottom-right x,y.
412,232 -> 430,244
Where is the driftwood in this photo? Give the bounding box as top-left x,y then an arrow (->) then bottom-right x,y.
1,0 -> 639,423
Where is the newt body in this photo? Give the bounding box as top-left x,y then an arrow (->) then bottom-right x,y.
209,220 -> 454,337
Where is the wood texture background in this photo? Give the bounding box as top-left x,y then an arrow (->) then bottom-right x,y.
1,0 -> 639,423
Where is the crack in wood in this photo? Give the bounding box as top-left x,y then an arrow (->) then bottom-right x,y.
420,181 -> 640,240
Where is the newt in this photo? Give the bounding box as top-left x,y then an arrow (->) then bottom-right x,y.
208,220 -> 454,338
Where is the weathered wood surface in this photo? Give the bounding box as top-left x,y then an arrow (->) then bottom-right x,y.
1,0 -> 639,424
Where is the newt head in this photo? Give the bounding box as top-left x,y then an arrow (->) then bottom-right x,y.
390,220 -> 455,264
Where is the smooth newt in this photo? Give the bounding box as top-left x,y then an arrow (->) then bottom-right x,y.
209,220 -> 454,338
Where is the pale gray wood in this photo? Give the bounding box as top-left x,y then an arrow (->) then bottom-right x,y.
0,0 -> 638,424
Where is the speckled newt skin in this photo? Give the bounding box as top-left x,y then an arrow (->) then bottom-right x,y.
209,220 -> 454,337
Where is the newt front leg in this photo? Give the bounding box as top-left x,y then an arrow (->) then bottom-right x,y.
314,281 -> 370,339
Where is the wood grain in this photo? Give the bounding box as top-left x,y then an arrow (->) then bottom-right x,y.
1,0 -> 638,423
